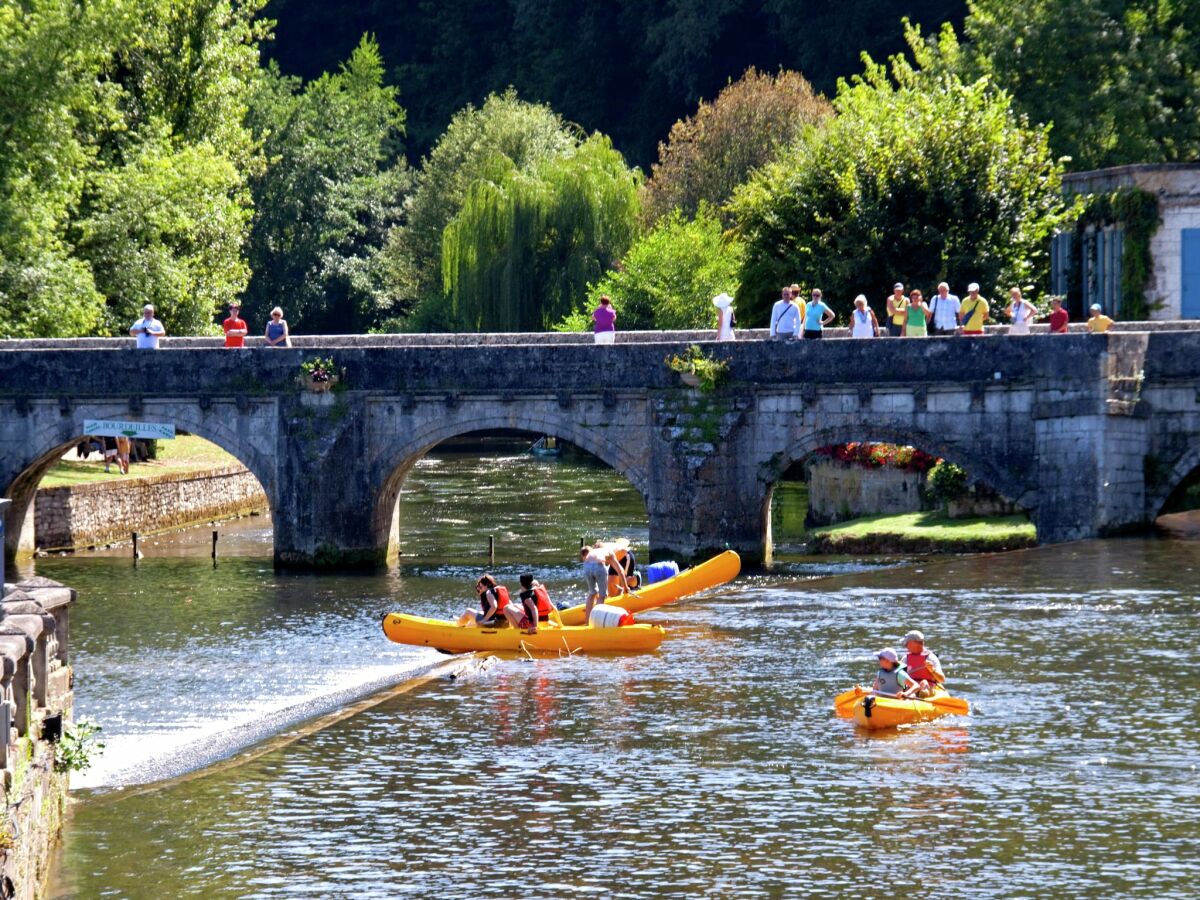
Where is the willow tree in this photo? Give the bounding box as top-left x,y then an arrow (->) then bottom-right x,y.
441,133 -> 640,332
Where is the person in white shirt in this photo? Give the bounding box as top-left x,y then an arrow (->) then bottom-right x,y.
929,282 -> 961,335
1007,287 -> 1037,335
850,295 -> 880,337
129,304 -> 166,349
769,286 -> 801,340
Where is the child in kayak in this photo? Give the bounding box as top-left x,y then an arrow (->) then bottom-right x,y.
870,648 -> 919,699
456,574 -> 510,627
505,573 -> 561,634
903,630 -> 945,696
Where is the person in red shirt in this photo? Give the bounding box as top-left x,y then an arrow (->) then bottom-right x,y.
222,302 -> 248,348
1048,296 -> 1069,334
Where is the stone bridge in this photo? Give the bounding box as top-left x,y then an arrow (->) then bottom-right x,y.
3,327 -> 1200,568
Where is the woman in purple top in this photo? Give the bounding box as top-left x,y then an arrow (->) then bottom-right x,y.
593,295 -> 617,344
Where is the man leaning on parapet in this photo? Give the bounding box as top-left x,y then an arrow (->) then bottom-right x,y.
769,286 -> 802,340
129,304 -> 166,349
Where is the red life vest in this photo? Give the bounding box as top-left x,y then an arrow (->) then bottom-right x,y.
480,585 -> 509,617
520,585 -> 552,620
906,649 -> 939,682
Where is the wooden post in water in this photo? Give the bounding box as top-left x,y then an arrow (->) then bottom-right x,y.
488,534 -> 495,566
131,531 -> 139,565
212,530 -> 219,564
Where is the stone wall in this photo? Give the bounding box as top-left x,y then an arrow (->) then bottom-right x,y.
805,460 -> 926,526
35,466 -> 267,551
0,576 -> 73,900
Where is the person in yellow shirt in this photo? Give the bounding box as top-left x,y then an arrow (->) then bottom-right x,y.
885,283 -> 907,337
1087,303 -> 1115,333
959,282 -> 990,335
789,284 -> 807,327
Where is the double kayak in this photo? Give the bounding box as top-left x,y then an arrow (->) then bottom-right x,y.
555,549 -> 741,626
834,685 -> 969,731
381,613 -> 665,655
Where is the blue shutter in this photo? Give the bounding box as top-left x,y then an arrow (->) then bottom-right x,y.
1183,229 -> 1200,319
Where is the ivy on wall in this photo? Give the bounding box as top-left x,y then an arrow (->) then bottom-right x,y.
1069,187 -> 1161,320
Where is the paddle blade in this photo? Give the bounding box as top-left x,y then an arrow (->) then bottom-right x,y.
927,694 -> 970,715
833,685 -> 864,713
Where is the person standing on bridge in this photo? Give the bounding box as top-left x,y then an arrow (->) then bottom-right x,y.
593,295 -> 618,344
903,289 -> 930,337
222,302 -> 248,348
929,282 -> 961,336
713,293 -> 736,341
959,283 -> 989,336
769,286 -> 802,340
1048,296 -> 1070,333
264,307 -> 292,347
1006,288 -> 1037,336
850,295 -> 880,338
1087,303 -> 1115,333
803,288 -> 835,339
129,304 -> 166,349
885,283 -> 908,337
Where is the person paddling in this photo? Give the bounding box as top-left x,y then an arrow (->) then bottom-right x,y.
903,630 -> 945,696
456,574 -> 510,627
505,573 -> 561,634
869,648 -> 918,699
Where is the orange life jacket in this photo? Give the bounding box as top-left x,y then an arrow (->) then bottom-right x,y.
480,585 -> 509,617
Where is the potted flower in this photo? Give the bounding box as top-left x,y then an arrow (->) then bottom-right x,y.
299,356 -> 339,392
664,344 -> 729,392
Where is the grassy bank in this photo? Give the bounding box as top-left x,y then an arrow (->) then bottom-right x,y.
808,510 -> 1036,554
39,435 -> 241,488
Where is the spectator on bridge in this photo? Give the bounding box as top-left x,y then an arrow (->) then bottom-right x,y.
850,295 -> 880,338
885,283 -> 908,337
769,286 -> 802,340
264,307 -> 291,347
803,288 -> 835,339
960,283 -> 989,336
129,304 -> 166,349
1006,288 -> 1037,336
222,302 -> 248,348
1087,303 -> 1115,333
1048,297 -> 1070,333
713,293 -> 736,341
903,289 -> 930,337
593,295 -> 617,345
929,282 -> 961,336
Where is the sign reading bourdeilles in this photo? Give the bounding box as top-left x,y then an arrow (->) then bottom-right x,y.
83,419 -> 176,440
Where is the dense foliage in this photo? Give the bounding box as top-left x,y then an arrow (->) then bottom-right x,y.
731,25 -> 1070,324
262,0 -> 968,166
579,206 -> 744,331
960,0 -> 1200,170
245,37 -> 409,335
641,68 -> 830,226
0,0 -> 265,338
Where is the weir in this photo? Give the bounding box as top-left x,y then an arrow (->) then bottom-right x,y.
3,327 -> 1200,567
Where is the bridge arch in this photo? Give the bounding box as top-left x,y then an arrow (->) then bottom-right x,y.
2,399 -> 278,559
1149,444 -> 1200,519
370,405 -> 651,560
757,423 -> 1034,561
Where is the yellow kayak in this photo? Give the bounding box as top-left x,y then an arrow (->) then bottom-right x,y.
556,550 -> 741,626
839,686 -> 969,731
381,612 -> 665,655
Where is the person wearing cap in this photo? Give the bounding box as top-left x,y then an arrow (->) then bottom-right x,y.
959,283 -> 989,336
222,302 -> 248,348
802,288 -> 835,339
870,648 -> 918,699
129,304 -> 166,349
713,293 -> 736,341
1048,296 -> 1070,334
885,283 -> 907,337
1087,303 -> 1115,333
903,630 -> 945,696
769,285 -> 802,340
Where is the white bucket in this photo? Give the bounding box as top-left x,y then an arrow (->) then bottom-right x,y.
588,603 -> 627,628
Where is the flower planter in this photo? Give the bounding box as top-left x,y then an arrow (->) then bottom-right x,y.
678,372 -> 701,387
297,373 -> 339,393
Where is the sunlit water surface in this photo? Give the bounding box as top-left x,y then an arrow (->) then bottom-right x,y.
32,442 -> 1200,897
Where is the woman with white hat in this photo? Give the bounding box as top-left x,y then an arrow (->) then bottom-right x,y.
713,293 -> 736,341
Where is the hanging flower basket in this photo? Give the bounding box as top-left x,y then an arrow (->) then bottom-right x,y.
678,372 -> 701,387
298,357 -> 339,392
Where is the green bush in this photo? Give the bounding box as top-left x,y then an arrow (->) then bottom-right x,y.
55,718 -> 104,774
665,344 -> 730,392
926,461 -> 969,504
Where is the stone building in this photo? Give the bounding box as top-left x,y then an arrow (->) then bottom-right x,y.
1051,163 -> 1200,321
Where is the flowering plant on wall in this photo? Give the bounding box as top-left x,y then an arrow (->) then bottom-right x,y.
814,442 -> 940,473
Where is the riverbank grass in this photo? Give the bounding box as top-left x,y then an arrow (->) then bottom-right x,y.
39,436 -> 240,488
809,511 -> 1036,554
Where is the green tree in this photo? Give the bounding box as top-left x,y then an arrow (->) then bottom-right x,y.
731,24 -> 1070,324
641,68 -> 830,226
440,132 -> 640,332
383,91 -> 574,324
578,205 -> 744,331
961,0 -> 1200,170
244,36 -> 410,334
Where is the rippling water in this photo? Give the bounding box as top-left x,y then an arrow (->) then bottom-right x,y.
36,442 -> 1200,898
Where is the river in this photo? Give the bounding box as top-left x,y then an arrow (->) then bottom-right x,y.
30,439 -> 1200,898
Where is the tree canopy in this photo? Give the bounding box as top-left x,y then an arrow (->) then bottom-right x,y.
641,68 -> 831,227
731,24 -> 1070,323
